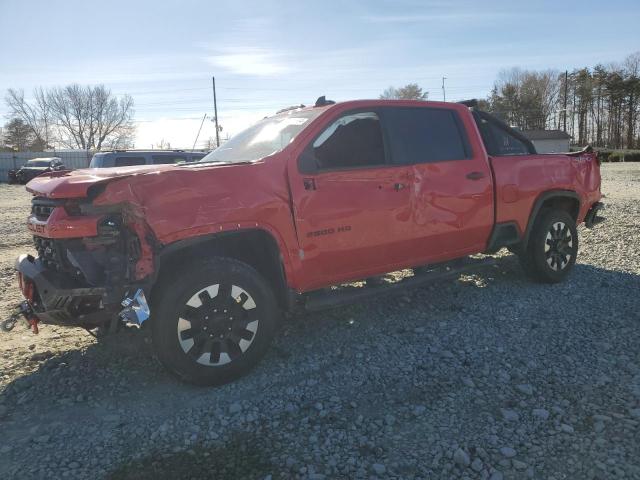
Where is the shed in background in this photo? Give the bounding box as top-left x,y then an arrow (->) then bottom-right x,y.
522,130 -> 571,153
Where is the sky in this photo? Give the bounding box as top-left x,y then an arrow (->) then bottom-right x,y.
0,0 -> 639,149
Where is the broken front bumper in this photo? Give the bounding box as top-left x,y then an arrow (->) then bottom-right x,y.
15,253 -> 118,327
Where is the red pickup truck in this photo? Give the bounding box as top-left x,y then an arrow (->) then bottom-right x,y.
12,98 -> 603,385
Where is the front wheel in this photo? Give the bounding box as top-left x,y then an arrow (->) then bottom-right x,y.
518,209 -> 578,283
151,257 -> 278,386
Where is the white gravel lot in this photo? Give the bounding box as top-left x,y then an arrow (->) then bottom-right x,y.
0,163 -> 638,480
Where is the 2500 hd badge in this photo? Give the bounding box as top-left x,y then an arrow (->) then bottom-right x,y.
306,225 -> 352,238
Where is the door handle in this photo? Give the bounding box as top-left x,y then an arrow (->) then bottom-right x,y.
466,171 -> 485,181
394,182 -> 406,191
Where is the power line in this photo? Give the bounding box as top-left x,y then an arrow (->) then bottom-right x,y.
114,79 -> 496,96
212,76 -> 220,148
192,113 -> 207,152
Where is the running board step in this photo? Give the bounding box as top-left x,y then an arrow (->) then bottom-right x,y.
303,257 -> 497,312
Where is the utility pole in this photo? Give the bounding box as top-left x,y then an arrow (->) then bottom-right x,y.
192,113 -> 207,152
442,77 -> 447,102
563,70 -> 568,133
212,76 -> 220,148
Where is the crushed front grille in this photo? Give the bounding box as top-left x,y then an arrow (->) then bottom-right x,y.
33,236 -> 63,271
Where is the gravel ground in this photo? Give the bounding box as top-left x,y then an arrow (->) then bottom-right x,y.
0,164 -> 639,480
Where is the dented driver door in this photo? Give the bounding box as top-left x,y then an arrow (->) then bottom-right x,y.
288,110 -> 415,291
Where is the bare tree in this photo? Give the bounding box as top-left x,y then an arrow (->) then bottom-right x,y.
380,84 -> 428,100
47,84 -> 135,150
203,136 -> 218,150
5,84 -> 135,150
33,87 -> 53,148
624,52 -> 640,148
154,139 -> 171,150
488,68 -> 561,130
5,89 -> 49,147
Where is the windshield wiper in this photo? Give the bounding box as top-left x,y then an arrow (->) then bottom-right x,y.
194,159 -> 231,165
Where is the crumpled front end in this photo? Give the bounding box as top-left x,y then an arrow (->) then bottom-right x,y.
14,190 -> 157,330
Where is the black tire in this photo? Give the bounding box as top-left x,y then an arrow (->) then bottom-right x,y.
518,209 -> 578,283
151,257 -> 278,386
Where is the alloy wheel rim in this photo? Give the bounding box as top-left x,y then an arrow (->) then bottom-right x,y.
176,283 -> 259,366
544,221 -> 573,271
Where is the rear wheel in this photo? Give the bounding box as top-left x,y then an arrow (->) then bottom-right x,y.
518,209 -> 578,283
152,257 -> 278,386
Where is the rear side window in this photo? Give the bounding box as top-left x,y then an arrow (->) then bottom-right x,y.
485,122 -> 530,156
384,107 -> 470,164
303,112 -> 386,171
474,114 -> 535,156
114,156 -> 146,167
190,154 -> 205,161
151,155 -> 187,164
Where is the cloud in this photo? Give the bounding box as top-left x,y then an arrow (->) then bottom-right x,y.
0,53 -> 209,92
206,48 -> 290,77
361,12 -> 523,23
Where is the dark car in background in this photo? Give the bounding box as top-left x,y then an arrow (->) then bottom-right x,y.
9,157 -> 66,184
89,150 -> 207,168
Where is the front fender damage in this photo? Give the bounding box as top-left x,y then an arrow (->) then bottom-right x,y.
80,199 -> 159,283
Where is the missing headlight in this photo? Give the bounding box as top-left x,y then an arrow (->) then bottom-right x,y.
97,216 -> 123,239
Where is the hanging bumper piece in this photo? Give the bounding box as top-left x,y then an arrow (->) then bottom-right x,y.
118,289 -> 150,327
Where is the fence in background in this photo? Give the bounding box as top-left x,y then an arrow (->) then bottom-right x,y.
0,151 -> 92,182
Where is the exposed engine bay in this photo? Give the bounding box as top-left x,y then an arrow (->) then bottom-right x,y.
7,195 -> 155,332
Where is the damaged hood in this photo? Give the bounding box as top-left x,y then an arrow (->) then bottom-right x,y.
25,164 -> 179,199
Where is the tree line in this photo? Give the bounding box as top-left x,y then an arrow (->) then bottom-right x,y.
2,84 -> 135,152
484,51 -> 640,149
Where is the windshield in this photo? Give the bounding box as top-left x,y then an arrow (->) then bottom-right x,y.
199,109 -> 322,164
89,154 -> 105,168
26,160 -> 52,167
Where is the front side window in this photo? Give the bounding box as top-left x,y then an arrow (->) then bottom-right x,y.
383,107 -> 470,164
306,111 -> 386,171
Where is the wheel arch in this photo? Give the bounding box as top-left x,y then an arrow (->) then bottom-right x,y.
522,190 -> 580,248
153,228 -> 291,310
